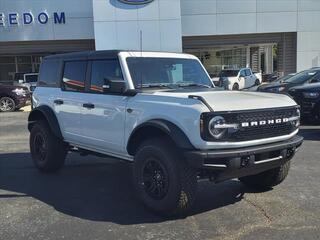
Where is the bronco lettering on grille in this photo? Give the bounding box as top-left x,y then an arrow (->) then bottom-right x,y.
241,118 -> 290,128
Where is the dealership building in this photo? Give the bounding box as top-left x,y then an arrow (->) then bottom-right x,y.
0,0 -> 320,83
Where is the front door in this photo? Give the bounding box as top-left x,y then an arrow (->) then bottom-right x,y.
238,69 -> 246,89
244,69 -> 255,88
81,59 -> 128,155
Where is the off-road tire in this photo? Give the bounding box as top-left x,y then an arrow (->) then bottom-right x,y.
255,79 -> 260,86
133,138 -> 197,217
239,161 -> 291,190
30,121 -> 68,173
232,83 -> 240,90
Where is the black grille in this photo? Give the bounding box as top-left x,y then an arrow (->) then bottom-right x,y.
228,108 -> 297,141
201,107 -> 299,142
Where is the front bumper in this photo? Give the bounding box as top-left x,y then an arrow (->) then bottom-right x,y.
184,135 -> 303,182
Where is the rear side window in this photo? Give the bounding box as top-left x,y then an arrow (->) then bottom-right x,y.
38,60 -> 60,87
90,60 -> 123,93
62,61 -> 87,92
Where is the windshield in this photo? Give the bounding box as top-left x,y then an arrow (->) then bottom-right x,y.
275,74 -> 295,82
219,70 -> 239,77
25,74 -> 38,83
126,57 -> 213,88
283,70 -> 318,84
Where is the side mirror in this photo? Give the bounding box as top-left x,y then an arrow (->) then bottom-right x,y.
103,79 -> 126,94
18,80 -> 24,84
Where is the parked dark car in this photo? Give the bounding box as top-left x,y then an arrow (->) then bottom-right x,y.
0,84 -> 30,112
257,68 -> 320,93
289,83 -> 320,121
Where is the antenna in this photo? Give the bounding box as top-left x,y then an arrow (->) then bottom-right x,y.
139,30 -> 143,88
140,30 -> 143,57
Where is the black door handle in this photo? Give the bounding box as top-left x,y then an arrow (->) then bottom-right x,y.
54,99 -> 64,105
83,103 -> 95,109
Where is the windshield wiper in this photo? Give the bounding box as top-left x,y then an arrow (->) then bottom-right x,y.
175,83 -> 212,88
136,83 -> 173,89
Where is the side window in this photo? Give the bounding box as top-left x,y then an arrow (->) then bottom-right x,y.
310,72 -> 320,83
245,69 -> 252,76
90,59 -> 123,93
62,61 -> 87,92
38,60 -> 60,87
239,70 -> 246,77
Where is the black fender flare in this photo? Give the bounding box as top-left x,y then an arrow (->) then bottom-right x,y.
28,105 -> 63,139
127,119 -> 195,155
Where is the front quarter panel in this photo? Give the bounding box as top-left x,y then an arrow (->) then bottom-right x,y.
125,94 -> 208,150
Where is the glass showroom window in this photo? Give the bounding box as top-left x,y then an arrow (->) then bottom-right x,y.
0,56 -> 16,83
186,48 -> 247,78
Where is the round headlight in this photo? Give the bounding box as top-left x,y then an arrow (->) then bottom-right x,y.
208,116 -> 228,140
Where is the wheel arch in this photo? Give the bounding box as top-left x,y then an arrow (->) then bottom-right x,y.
0,94 -> 18,104
126,119 -> 195,156
28,105 -> 63,139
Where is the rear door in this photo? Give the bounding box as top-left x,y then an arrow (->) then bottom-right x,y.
80,59 -> 128,155
57,61 -> 88,144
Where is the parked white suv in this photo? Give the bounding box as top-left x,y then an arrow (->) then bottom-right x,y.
219,68 -> 260,90
28,51 -> 303,216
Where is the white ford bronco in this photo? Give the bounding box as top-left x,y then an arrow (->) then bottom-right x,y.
28,51 -> 303,216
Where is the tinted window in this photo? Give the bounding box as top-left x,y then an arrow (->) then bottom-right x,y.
90,60 -> 123,93
62,61 -> 87,92
310,72 -> 320,83
245,69 -> 252,76
220,70 -> 239,77
38,60 -> 60,87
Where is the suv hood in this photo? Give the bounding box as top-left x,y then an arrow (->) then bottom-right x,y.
151,90 -> 297,112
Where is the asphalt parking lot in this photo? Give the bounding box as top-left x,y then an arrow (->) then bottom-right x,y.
0,111 -> 320,240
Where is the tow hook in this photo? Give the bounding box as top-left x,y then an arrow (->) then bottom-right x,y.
286,148 -> 296,158
240,156 -> 251,167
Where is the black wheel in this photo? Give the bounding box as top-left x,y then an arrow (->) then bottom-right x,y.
255,79 -> 260,86
0,97 -> 16,112
232,83 -> 239,90
30,121 -> 68,173
133,138 -> 197,216
239,161 -> 291,190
